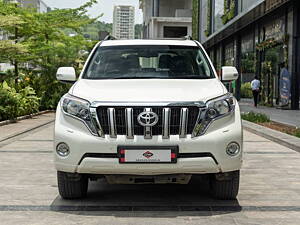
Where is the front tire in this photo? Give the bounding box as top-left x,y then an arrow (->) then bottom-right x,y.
210,170 -> 240,200
57,171 -> 88,199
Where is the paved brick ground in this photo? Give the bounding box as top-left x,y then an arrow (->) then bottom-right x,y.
0,122 -> 300,224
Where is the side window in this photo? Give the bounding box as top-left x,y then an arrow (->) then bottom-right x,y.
196,51 -> 211,77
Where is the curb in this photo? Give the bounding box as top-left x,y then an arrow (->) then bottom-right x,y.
0,112 -> 55,143
242,120 -> 300,153
0,110 -> 54,127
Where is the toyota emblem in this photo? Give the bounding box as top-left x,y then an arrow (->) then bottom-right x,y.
137,111 -> 159,127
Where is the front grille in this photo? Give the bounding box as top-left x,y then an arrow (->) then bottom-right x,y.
96,106 -> 200,138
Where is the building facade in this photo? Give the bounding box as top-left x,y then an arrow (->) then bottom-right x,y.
140,0 -> 192,39
0,31 -> 14,72
194,0 -> 300,109
5,0 -> 50,13
112,5 -> 135,39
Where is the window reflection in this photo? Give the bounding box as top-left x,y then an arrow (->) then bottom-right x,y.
214,0 -> 224,32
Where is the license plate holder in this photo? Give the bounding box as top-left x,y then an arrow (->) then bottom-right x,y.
118,146 -> 178,164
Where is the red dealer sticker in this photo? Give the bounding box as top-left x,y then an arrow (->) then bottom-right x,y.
118,146 -> 178,164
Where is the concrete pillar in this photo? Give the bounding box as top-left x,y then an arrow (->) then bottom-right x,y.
153,0 -> 159,17
291,1 -> 300,109
235,35 -> 241,101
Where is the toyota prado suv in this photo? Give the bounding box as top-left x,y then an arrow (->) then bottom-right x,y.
54,38 -> 243,200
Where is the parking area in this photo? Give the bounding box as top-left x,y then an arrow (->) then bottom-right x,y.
0,122 -> 300,225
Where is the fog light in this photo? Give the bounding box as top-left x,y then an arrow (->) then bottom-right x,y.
226,142 -> 240,156
56,143 -> 70,157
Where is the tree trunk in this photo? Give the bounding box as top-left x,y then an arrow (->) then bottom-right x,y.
14,61 -> 18,84
14,27 -> 19,84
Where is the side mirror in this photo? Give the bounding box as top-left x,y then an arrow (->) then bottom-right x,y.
221,66 -> 239,82
56,67 -> 76,83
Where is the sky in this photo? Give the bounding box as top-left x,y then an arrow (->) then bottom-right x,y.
43,0 -> 143,24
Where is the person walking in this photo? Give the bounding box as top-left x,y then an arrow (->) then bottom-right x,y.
251,76 -> 261,107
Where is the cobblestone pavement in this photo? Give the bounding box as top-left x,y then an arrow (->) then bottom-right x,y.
0,122 -> 300,224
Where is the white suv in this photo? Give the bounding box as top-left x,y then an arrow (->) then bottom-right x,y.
54,39 -> 242,200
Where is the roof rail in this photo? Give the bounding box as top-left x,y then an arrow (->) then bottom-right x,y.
183,35 -> 193,40
104,35 -> 117,41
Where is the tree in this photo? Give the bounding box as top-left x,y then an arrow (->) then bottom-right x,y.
0,0 -> 101,109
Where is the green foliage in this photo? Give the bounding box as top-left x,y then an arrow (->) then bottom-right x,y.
192,0 -> 199,40
18,85 -> 40,115
294,129 -> 300,138
241,52 -> 256,74
0,81 -> 40,121
0,15 -> 25,27
0,82 -> 20,121
241,112 -> 270,123
221,0 -> 236,24
240,82 -> 252,98
0,40 -> 28,62
80,21 -> 112,40
204,0 -> 212,37
261,61 -> 273,105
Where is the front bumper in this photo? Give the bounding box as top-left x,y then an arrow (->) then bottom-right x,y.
54,104 -> 243,175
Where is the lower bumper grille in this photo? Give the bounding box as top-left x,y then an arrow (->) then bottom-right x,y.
96,106 -> 201,138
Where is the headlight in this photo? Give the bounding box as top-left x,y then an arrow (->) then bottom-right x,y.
192,94 -> 235,137
61,94 -> 100,136
206,95 -> 234,119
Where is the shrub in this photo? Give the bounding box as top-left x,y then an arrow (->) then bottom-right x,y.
294,129 -> 300,138
0,81 -> 40,121
241,82 -> 252,98
241,111 -> 270,123
0,82 -> 20,121
18,86 -> 40,115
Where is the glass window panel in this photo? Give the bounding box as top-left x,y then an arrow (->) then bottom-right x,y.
241,33 -> 255,83
224,42 -> 235,66
200,0 -> 208,42
214,0 -> 224,32
241,0 -> 262,12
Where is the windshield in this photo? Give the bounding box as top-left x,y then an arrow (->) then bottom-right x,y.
83,45 -> 215,80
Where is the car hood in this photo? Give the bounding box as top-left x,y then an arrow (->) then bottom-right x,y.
70,79 -> 227,103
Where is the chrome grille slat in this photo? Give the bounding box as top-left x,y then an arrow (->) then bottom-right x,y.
179,108 -> 188,138
125,108 -> 134,139
162,108 -> 171,139
97,105 -> 200,138
108,108 -> 117,138
144,108 -> 152,139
